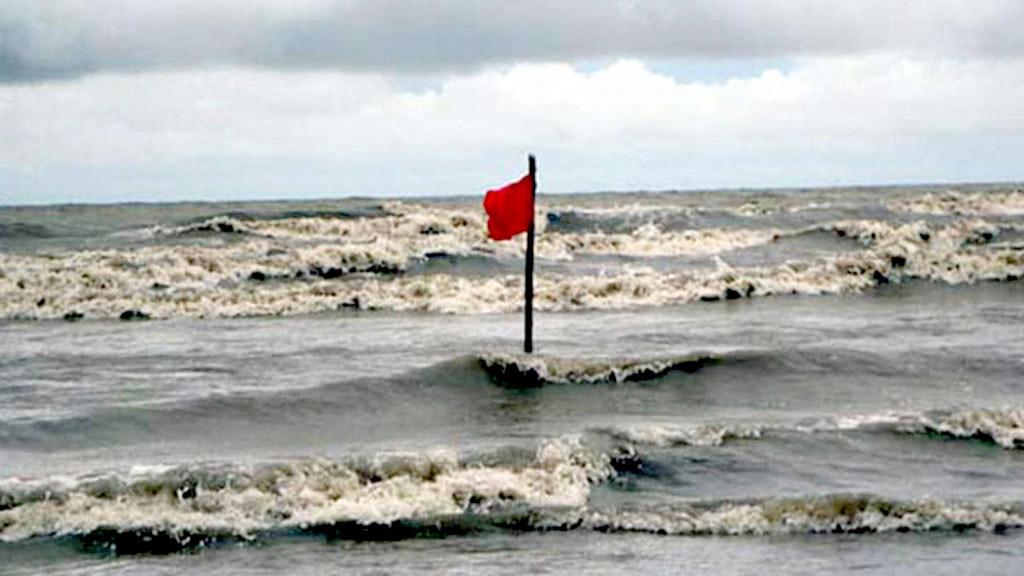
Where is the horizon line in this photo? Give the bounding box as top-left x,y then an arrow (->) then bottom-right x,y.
2,179 -> 1021,210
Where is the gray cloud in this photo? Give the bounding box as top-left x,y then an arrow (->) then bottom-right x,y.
2,0 -> 1024,81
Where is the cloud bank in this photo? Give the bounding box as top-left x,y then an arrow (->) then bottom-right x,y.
3,0 -> 1024,81
4,56 -> 1023,203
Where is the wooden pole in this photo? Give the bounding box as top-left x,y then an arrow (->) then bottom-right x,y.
524,154 -> 536,354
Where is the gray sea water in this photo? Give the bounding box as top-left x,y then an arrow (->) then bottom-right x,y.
2,184 -> 1024,574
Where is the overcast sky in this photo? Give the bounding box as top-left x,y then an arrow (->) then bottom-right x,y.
2,0 -> 1023,204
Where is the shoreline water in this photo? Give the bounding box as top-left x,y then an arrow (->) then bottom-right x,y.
2,184 -> 1023,573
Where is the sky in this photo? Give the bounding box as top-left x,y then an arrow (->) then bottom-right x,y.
1,0 -> 1023,205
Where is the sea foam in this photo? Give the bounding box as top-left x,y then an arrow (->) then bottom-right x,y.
1,203 -> 1022,320
599,407 -> 1024,450
0,438 -> 611,544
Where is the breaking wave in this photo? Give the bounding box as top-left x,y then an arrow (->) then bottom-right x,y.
3,432 -> 1023,553
2,202 -> 1023,320
599,407 -> 1024,450
538,223 -> 783,258
598,422 -> 765,447
2,406 -> 1022,551
580,496 -> 1024,536
478,353 -> 718,387
890,188 -> 1024,216
0,353 -> 719,445
0,438 -> 611,547
896,407 -> 1024,449
546,195 -> 843,222
150,202 -> 490,244
2,449 -> 1020,552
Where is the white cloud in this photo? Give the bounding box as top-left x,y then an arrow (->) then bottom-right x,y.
2,55 -> 1023,203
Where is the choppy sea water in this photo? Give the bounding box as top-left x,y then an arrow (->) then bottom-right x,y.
1,184 -> 1024,575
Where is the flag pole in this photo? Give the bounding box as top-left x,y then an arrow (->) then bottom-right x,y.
524,154 -> 536,354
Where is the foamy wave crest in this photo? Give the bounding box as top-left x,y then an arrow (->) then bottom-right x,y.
821,217 -> 1021,285
547,197 -> 834,220
582,495 -> 1024,535
595,415 -> 901,449
153,202 -> 792,261
546,203 -> 695,219
2,217 -> 1021,319
599,407 -> 1024,450
3,435 -> 1022,549
890,188 -> 1024,216
895,408 -> 1024,449
0,239 -> 410,319
0,438 -> 612,546
730,199 -> 839,217
599,423 -> 763,447
791,407 -> 1024,449
151,216 -> 254,237
185,203 -> 780,260
537,223 -> 783,258
151,202 -> 492,243
478,354 -> 717,387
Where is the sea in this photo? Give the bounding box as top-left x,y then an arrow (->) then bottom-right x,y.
1,184 -> 1023,575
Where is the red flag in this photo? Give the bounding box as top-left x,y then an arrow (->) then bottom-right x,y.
483,173 -> 534,240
